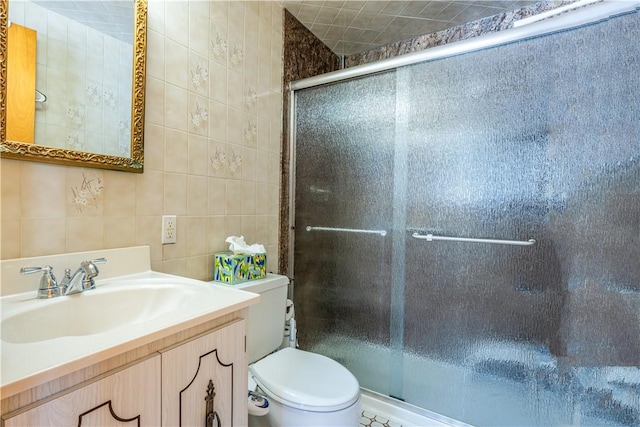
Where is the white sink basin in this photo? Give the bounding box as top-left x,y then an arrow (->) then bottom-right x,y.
1,271 -> 260,396
2,283 -> 195,344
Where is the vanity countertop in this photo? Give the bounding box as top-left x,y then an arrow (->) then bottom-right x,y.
0,248 -> 260,398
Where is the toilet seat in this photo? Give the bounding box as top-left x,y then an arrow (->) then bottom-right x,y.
250,347 -> 360,412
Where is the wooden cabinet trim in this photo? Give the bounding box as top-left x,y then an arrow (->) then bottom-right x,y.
77,400 -> 140,427
162,319 -> 247,427
1,353 -> 159,422
160,318 -> 245,354
2,356 -> 161,427
178,348 -> 234,427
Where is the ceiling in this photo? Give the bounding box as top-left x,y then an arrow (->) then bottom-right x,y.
32,0 -> 134,44
32,1 -> 540,55
283,0 -> 540,55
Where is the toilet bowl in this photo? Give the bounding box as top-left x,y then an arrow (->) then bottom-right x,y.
212,274 -> 361,426
250,347 -> 361,426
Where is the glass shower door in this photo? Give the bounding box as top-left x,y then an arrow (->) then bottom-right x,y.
399,11 -> 640,426
292,8 -> 639,427
399,38 -> 562,425
293,71 -> 398,396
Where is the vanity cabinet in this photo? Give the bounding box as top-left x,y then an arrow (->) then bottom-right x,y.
2,320 -> 248,427
3,355 -> 161,426
161,319 -> 247,427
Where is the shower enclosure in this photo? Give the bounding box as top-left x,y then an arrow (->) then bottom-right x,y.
289,3 -> 639,426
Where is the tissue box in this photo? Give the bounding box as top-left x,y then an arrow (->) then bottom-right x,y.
214,252 -> 267,284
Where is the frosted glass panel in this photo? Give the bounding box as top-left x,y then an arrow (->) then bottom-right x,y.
293,10 -> 639,427
400,12 -> 639,425
294,72 -> 397,395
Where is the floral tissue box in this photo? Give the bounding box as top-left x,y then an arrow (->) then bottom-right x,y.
214,252 -> 267,284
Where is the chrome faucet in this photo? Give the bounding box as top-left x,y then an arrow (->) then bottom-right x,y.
21,257 -> 107,298
20,265 -> 60,299
63,258 -> 107,295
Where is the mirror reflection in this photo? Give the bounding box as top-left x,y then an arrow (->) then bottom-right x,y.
1,0 -> 146,172
8,0 -> 134,156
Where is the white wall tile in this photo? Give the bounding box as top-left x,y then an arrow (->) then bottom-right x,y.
3,0 -> 285,276
165,0 -> 189,46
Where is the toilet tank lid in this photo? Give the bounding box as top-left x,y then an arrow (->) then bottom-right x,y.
250,348 -> 360,411
210,274 -> 289,293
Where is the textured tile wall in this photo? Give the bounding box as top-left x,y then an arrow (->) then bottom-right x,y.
278,10 -> 340,275
1,1 -> 284,280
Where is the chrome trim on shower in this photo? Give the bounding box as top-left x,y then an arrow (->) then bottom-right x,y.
412,232 -> 536,246
289,0 -> 639,91
306,226 -> 387,236
287,88 -> 297,279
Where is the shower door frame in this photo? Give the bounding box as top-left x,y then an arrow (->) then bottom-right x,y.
285,0 -> 640,413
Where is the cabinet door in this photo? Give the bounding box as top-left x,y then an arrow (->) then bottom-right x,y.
3,355 -> 161,427
161,320 -> 247,427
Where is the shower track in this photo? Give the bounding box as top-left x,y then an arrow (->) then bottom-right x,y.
288,1 -> 638,92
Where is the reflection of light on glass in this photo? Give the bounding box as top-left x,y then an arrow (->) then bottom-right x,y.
513,0 -> 600,28
309,186 -> 331,202
309,186 -> 331,194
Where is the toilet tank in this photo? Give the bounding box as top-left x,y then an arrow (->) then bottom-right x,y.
214,274 -> 289,364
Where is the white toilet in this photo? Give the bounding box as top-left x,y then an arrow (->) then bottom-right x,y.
220,274 -> 361,427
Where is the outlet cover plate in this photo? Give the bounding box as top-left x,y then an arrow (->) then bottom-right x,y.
162,215 -> 177,244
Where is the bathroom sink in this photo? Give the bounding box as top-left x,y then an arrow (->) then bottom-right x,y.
1,270 -> 259,396
2,283 -> 195,343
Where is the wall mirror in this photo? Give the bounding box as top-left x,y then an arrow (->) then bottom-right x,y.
0,0 -> 146,172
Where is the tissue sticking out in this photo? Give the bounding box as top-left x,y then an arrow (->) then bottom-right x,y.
225,235 -> 266,255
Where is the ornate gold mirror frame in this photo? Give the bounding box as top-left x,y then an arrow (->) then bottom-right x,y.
0,0 -> 147,173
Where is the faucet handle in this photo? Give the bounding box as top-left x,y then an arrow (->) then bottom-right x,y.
21,265 -> 59,299
80,257 -> 107,290
20,266 -> 48,275
84,257 -> 107,273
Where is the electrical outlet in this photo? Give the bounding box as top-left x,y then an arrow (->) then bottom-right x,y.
162,215 -> 177,244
